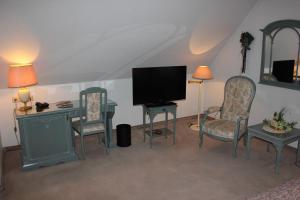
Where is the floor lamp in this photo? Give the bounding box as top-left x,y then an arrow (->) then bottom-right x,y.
188,66 -> 213,131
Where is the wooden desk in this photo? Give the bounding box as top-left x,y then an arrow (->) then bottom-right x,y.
15,99 -> 117,170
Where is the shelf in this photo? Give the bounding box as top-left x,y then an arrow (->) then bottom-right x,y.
145,128 -> 173,138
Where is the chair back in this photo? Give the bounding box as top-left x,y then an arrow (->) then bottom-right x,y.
220,76 -> 256,121
79,87 -> 107,126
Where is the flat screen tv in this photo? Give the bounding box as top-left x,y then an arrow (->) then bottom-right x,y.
132,66 -> 187,106
272,60 -> 295,83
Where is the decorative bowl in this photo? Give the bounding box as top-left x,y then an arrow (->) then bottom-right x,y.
262,125 -> 291,134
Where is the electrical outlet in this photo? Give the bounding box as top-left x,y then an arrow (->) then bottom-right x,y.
12,97 -> 18,103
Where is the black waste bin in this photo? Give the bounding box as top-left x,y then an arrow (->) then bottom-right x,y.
116,124 -> 131,147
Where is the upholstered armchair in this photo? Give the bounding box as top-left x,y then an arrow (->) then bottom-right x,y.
199,76 -> 256,157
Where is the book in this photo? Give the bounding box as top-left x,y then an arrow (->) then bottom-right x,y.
56,101 -> 73,108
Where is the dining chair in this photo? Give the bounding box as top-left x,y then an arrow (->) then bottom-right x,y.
72,87 -> 108,159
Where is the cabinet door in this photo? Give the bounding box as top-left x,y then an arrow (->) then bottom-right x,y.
20,113 -> 72,162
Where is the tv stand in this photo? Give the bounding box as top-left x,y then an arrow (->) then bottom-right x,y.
142,103 -> 177,148
145,101 -> 176,107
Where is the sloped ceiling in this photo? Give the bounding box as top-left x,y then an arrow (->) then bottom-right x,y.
0,0 -> 257,87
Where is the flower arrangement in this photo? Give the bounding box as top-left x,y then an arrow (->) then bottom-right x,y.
240,32 -> 254,74
263,108 -> 297,133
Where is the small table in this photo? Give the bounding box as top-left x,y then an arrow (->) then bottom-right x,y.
247,123 -> 300,174
142,102 -> 177,148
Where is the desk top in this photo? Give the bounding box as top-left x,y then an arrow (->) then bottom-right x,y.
248,123 -> 300,140
15,99 -> 117,119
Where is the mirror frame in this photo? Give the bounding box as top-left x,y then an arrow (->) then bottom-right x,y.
259,19 -> 300,90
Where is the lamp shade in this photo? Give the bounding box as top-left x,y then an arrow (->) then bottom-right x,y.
8,64 -> 38,88
192,65 -> 213,80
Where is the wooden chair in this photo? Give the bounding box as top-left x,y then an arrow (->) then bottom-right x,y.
72,87 -> 108,159
199,76 -> 256,157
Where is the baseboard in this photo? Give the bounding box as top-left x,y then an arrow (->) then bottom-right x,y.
132,115 -> 197,130
4,145 -> 21,152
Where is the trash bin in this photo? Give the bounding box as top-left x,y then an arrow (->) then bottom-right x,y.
116,124 -> 131,147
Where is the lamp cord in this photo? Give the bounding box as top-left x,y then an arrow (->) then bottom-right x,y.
13,103 -> 20,145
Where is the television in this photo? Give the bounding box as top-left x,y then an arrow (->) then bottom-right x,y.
272,60 -> 295,83
132,66 -> 187,106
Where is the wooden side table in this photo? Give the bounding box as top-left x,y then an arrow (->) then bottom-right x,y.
246,123 -> 300,174
142,102 -> 177,148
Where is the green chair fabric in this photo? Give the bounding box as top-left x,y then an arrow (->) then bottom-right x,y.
203,119 -> 246,139
199,76 -> 256,157
72,87 -> 108,159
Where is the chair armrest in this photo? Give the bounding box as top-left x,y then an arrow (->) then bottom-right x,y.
200,106 -> 221,130
205,106 -> 221,114
235,112 -> 249,122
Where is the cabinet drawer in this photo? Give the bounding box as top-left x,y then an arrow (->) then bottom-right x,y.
20,113 -> 72,161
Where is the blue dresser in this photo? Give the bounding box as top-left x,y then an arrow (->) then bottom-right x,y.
15,100 -> 117,170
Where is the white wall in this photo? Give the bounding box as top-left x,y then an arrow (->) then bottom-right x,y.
0,0 -> 258,147
0,74 -> 198,147
0,0 -> 257,86
203,0 -> 300,147
0,0 -> 259,146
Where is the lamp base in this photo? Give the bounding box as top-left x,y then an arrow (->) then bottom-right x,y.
189,124 -> 200,131
19,105 -> 32,111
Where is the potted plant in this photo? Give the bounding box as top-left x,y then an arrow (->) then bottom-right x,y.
263,108 -> 297,134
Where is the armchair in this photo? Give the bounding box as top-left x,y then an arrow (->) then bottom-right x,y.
199,76 -> 256,157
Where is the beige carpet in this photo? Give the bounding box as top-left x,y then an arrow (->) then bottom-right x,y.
1,117 -> 300,200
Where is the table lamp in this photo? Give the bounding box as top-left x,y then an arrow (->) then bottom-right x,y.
8,63 -> 38,111
188,65 -> 213,131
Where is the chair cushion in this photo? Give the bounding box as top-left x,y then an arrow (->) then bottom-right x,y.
72,120 -> 105,134
86,93 -> 101,121
221,77 -> 255,121
202,119 -> 246,139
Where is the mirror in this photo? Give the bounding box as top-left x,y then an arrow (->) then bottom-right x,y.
260,20 -> 300,90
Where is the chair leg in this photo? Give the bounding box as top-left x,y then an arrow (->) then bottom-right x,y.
150,118 -> 153,148
72,129 -> 80,159
80,135 -> 86,160
243,133 -> 248,146
143,110 -> 146,143
104,130 -> 109,154
232,140 -> 238,158
199,131 -> 204,148
71,129 -> 76,147
165,112 -> 168,139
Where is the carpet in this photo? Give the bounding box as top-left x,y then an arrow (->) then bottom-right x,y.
1,117 -> 300,200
